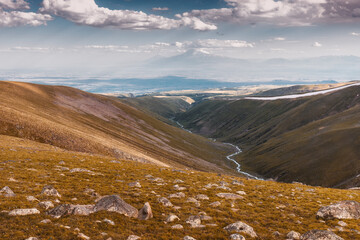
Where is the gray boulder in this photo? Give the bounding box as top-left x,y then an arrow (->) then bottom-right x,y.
9,208 -> 40,216
216,193 -> 244,200
158,197 -> 173,207
224,221 -> 257,238
41,185 -> 61,198
230,234 -> 245,240
287,230 -> 301,240
94,195 -> 138,218
47,204 -> 94,218
300,230 -> 343,240
138,202 -> 153,220
317,201 -> 360,220
0,186 -> 15,197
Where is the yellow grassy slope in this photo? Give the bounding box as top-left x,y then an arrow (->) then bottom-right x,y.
0,81 -> 233,174
0,135 -> 359,239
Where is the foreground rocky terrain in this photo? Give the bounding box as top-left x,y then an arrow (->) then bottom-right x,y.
1,135 -> 360,239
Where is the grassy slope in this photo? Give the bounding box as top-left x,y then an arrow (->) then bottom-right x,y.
0,81 -> 234,174
1,135 -> 360,239
177,86 -> 360,187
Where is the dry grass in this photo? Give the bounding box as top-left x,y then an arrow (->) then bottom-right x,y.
0,135 -> 360,239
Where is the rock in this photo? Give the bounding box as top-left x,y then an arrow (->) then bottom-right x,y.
103,218 -> 115,225
169,192 -> 185,198
158,197 -> 173,207
27,196 -> 38,202
128,182 -> 141,188
47,204 -> 94,218
337,221 -> 347,227
25,238 -> 38,240
174,179 -> 184,183
186,197 -> 199,203
78,233 -> 90,240
209,201 -> 221,207
236,191 -> 246,195
166,214 -> 180,223
138,202 -> 153,220
171,224 -> 183,229
317,201 -> 360,219
204,183 -> 218,189
84,188 -> 99,198
217,193 -> 244,200
39,201 -> 54,210
184,236 -> 196,240
230,234 -> 245,240
232,180 -> 244,186
127,235 -> 140,240
0,186 -> 16,197
9,208 -> 40,216
70,168 -> 95,174
300,230 -> 343,240
196,194 -> 209,200
186,215 -> 205,228
40,219 -> 52,224
94,195 -> 138,218
41,185 -> 61,198
273,231 -> 281,237
287,231 -> 301,240
224,221 -> 257,238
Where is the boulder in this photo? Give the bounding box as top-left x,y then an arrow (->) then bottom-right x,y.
224,221 -> 257,238
171,224 -> 183,229
47,204 -> 94,218
184,236 -> 196,240
138,202 -> 153,220
94,195 -> 138,218
316,201 -> 360,219
38,201 -> 54,210
27,196 -> 38,202
9,208 -> 40,216
0,186 -> 16,197
287,231 -> 301,240
300,230 -> 343,240
209,201 -> 221,207
41,185 -> 61,198
230,234 -> 245,240
196,194 -> 209,200
158,197 -> 173,207
127,235 -> 140,240
186,215 -> 205,228
78,233 -> 90,240
166,214 -> 180,223
216,193 -> 244,200
169,192 -> 185,198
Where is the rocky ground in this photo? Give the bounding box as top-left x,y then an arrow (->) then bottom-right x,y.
1,135 -> 360,239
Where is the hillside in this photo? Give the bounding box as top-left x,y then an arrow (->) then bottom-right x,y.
1,134 -> 360,239
176,85 -> 360,188
0,81 -> 235,174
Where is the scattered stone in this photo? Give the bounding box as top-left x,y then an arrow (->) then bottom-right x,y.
41,185 -> 61,198
232,180 -> 244,186
224,221 -> 257,238
72,197 -> 78,201
184,236 -> 196,240
230,234 -> 245,240
300,230 -> 343,240
0,186 -> 16,197
171,224 -> 183,229
236,191 -> 246,195
186,215 -> 205,228
209,201 -> 221,207
103,218 -> 115,225
138,202 -> 153,220
40,219 -> 52,224
84,188 -> 99,198
128,182 -> 141,188
48,204 -> 94,218
78,233 -> 90,240
317,201 -> 360,220
166,214 -> 180,223
169,192 -> 185,198
217,193 -> 244,200
217,185 -> 232,191
287,231 -> 301,240
158,197 -> 173,207
94,195 -> 138,218
186,197 -> 199,203
25,237 -> 38,240
173,179 -> 184,183
27,196 -> 38,202
338,221 -> 347,227
196,194 -> 209,200
127,235 -> 140,240
39,201 -> 54,210
204,183 -> 218,189
9,208 -> 40,216
173,185 -> 186,191
70,168 -> 96,174
273,231 -> 281,237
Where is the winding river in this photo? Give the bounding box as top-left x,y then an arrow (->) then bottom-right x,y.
174,120 -> 263,180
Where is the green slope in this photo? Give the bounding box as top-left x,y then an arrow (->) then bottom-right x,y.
176,86 -> 360,187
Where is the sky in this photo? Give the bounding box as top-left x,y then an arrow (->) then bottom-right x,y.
1,0 -> 360,83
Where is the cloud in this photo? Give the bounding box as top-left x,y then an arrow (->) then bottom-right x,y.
152,7 -> 169,11
0,9 -> 52,27
0,0 -> 29,10
40,0 -> 216,31
274,37 -> 286,41
180,0 -> 360,27
312,42 -> 322,47
186,39 -> 254,48
351,32 -> 360,36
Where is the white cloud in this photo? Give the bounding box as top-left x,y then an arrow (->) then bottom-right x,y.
181,0 -> 360,27
152,7 -> 169,11
176,39 -> 254,49
351,32 -> 360,36
312,41 -> 322,47
0,0 -> 29,10
274,37 -> 286,41
0,9 -> 52,27
40,0 -> 216,31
